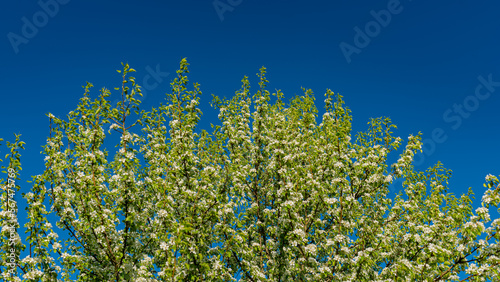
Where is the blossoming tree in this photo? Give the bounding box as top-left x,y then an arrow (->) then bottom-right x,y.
1,59 -> 499,281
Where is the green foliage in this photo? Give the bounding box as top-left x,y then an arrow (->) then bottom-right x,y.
0,59 -> 499,281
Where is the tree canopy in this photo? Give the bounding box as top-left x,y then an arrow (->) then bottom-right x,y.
1,59 -> 499,281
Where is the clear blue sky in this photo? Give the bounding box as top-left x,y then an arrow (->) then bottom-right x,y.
1,0 -> 499,260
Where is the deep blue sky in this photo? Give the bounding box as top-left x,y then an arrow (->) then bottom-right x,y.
1,0 -> 499,249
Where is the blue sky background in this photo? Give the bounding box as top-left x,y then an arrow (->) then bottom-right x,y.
1,0 -> 499,274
